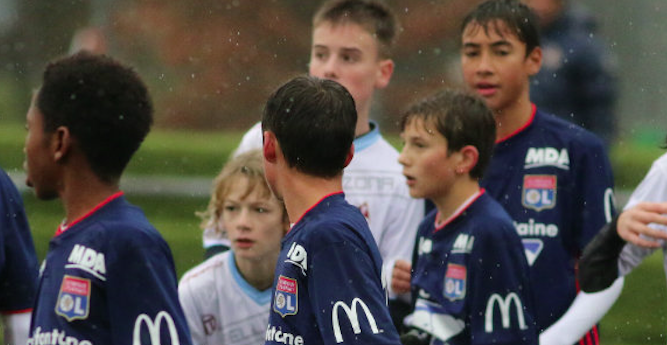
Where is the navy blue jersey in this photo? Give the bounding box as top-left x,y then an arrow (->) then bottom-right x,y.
481,106 -> 615,334
265,192 -> 400,345
410,191 -> 537,345
0,167 -> 38,313
29,192 -> 192,345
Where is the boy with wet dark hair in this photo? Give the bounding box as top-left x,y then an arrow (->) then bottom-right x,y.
262,75 -> 400,345
233,1 -> 424,327
459,0 -> 616,343
396,89 -> 537,345
24,52 -> 192,345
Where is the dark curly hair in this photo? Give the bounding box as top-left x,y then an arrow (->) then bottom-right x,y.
37,52 -> 153,183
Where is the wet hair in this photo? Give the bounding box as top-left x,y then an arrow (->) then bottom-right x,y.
400,89 -> 496,179
460,0 -> 541,57
313,0 -> 399,58
262,75 -> 357,178
198,150 -> 286,234
37,52 -> 153,183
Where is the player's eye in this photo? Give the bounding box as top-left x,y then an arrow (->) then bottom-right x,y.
224,205 -> 237,212
463,50 -> 479,58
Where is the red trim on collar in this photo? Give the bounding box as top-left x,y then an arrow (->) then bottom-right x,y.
2,308 -> 32,315
288,191 -> 344,234
55,191 -> 124,237
434,189 -> 485,232
496,104 -> 537,143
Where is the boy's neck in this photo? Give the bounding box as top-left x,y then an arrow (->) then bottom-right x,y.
355,109 -> 371,137
60,168 -> 120,225
279,170 -> 344,226
493,99 -> 534,141
432,178 -> 480,227
235,252 -> 278,291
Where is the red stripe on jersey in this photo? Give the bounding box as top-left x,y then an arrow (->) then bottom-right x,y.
434,189 -> 485,232
496,104 -> 537,143
1,308 -> 32,315
289,191 -> 344,234
55,191 -> 125,237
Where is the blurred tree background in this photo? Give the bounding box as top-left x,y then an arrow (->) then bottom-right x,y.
0,0 -> 666,141
0,0 -> 486,133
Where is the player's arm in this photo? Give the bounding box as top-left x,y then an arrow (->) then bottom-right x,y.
1,311 -> 32,345
539,277 -> 624,345
107,231 -> 193,345
573,138 -> 616,251
617,202 -> 667,247
310,237 -> 401,345
382,194 -> 424,297
469,226 -> 537,345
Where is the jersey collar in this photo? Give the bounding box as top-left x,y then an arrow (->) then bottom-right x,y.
434,189 -> 485,232
55,191 -> 124,237
496,104 -> 537,143
289,191 -> 344,234
353,121 -> 381,153
229,252 -> 272,305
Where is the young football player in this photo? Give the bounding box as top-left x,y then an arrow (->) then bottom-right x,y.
179,150 -> 288,345
459,0 -> 616,341
0,166 -> 39,345
397,89 -> 537,345
232,0 -> 424,325
262,75 -> 400,345
541,150 -> 667,344
23,52 -> 191,345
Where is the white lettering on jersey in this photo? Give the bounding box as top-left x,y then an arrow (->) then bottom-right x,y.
66,244 -> 106,281
285,242 -> 308,275
411,298 -> 465,341
484,293 -> 528,333
513,219 -> 559,237
265,325 -> 304,345
332,298 -> 381,343
418,237 -> 432,256
524,147 -> 570,170
133,311 -> 180,345
604,188 -> 615,223
27,327 -> 93,345
343,175 -> 395,193
451,234 -> 474,254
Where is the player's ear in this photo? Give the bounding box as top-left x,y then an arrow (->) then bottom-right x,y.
375,59 -> 394,90
343,143 -> 355,168
456,145 -> 479,175
263,131 -> 277,164
525,46 -> 542,77
52,126 -> 72,163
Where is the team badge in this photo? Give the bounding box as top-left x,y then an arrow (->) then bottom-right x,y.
443,264 -> 466,301
274,275 -> 298,317
522,239 -> 544,266
522,175 -> 557,211
56,275 -> 91,321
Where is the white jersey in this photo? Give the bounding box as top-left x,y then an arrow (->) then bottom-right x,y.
232,121 -> 263,157
233,121 -> 424,294
178,251 -> 271,345
618,151 -> 667,277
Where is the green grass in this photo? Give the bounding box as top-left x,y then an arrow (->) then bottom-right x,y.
0,122 -> 242,177
601,250 -> 667,344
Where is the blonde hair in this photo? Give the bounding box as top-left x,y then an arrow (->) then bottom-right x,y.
198,149 -> 284,237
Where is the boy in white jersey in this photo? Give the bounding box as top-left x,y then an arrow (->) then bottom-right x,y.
179,150 -> 288,345
231,0 -> 424,327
